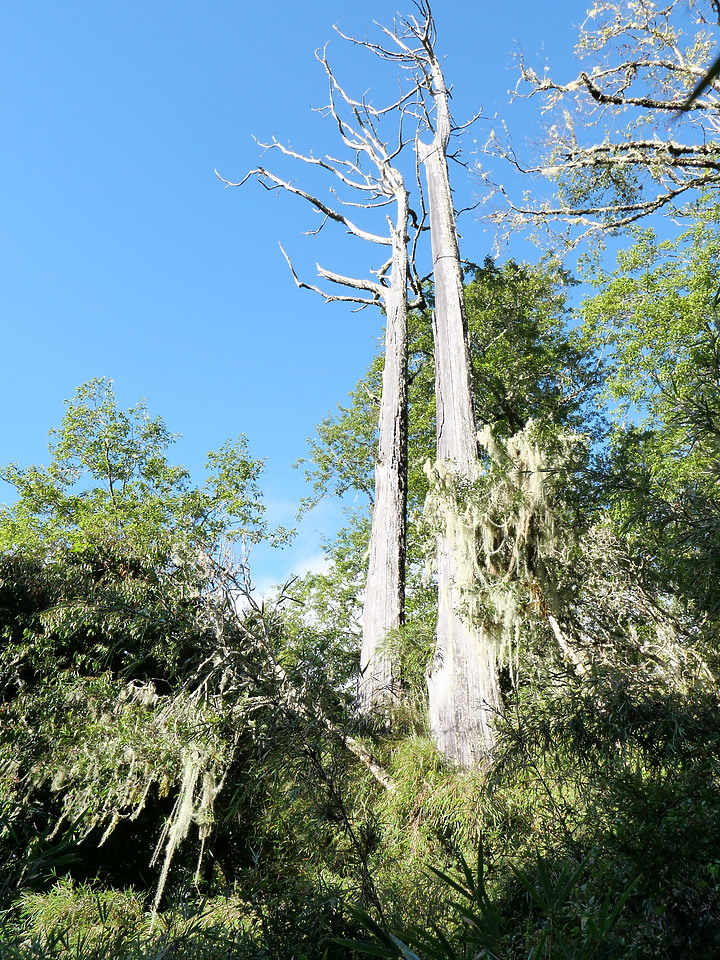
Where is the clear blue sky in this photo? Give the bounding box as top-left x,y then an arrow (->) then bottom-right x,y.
1,1 -> 586,589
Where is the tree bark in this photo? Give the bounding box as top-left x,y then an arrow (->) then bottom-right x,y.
419,47 -> 502,765
358,185 -> 409,715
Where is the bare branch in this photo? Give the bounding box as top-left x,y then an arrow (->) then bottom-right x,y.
546,613 -> 590,678
324,38 -> 423,118
259,137 -> 385,198
486,167 -> 715,249
280,244 -> 381,307
487,0 -> 720,246
317,262 -> 384,297
214,168 -> 253,188
252,165 -> 389,245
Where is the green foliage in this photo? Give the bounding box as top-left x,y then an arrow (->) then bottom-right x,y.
582,215 -> 720,612
0,880 -> 258,959
0,801 -> 78,913
464,258 -> 600,440
0,379 -> 273,562
282,513 -> 369,677
345,847 -> 638,960
0,373 -> 375,957
581,220 -> 720,420
340,636 -> 720,956
0,384 -> 356,949
5,227 -> 720,958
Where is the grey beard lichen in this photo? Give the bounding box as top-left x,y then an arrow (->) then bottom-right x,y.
150,740 -> 227,915
34,668 -> 240,916
424,420 -> 582,670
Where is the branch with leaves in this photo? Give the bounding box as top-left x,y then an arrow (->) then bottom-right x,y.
485,0 -> 720,246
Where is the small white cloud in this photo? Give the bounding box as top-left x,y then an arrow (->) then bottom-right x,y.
301,551 -> 330,576
247,498 -> 345,598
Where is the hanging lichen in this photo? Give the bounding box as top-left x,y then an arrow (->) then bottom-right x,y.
150,742 -> 227,914
423,420 -> 583,668
28,650 -> 249,913
556,521 -> 716,690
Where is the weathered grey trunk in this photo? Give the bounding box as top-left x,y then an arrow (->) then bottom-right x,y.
358,185 -> 409,715
419,53 -> 502,764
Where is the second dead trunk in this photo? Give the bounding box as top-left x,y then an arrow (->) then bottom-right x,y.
358,202 -> 409,714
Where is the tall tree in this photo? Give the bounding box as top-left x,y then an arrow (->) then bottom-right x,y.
418,15 -> 498,765
375,4 -> 500,763
218,51 -> 425,715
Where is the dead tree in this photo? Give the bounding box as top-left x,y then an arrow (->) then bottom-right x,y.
414,9 -> 500,765
218,47 -> 424,716
355,3 -> 501,763
484,0 -> 720,246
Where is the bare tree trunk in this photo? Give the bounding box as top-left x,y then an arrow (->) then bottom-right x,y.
419,37 -> 501,765
359,209 -> 409,714
221,54 -> 417,721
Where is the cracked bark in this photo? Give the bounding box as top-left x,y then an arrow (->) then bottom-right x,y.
418,35 -> 501,765
358,202 -> 409,714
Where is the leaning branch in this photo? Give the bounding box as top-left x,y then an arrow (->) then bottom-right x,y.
234,577 -> 397,793
215,167 -> 388,246
488,167 -> 717,244
279,244 -> 381,307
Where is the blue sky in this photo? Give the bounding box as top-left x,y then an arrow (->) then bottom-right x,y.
1,1 -> 589,589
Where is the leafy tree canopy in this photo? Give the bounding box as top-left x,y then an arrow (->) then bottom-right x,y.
582,214 -> 720,611
0,379 -> 277,565
300,258 -> 602,515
